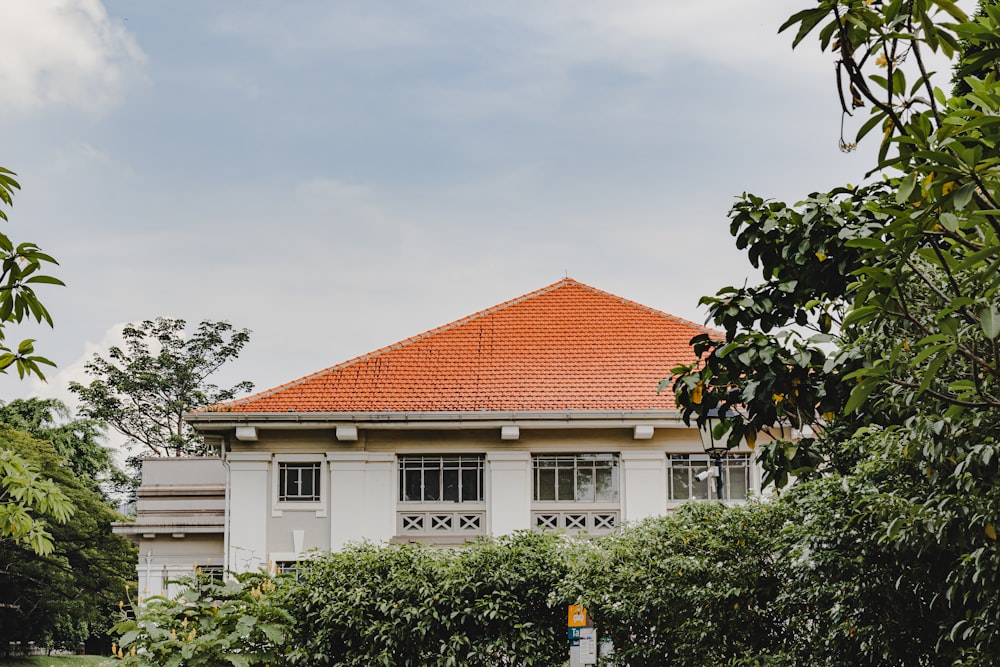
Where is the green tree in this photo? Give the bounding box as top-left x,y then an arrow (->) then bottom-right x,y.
0,445 -> 73,556
0,167 -> 63,380
670,0 -> 1000,661
0,397 -> 130,499
0,426 -> 136,654
70,318 -> 254,458
0,166 -> 73,557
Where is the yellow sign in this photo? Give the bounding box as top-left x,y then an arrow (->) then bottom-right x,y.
568,604 -> 588,627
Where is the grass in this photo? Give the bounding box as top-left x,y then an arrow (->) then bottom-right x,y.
0,657 -> 110,666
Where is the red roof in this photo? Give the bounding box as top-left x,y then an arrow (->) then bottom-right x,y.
215,279 -> 713,413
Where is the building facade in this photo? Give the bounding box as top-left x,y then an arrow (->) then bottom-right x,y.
116,279 -> 758,592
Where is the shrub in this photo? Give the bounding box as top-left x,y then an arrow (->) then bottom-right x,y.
109,568 -> 293,667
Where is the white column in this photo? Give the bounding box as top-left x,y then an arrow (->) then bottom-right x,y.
328,452 -> 396,549
226,453 -> 270,572
487,451 -> 531,535
620,451 -> 666,524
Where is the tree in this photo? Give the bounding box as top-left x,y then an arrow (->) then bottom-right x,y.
0,167 -> 63,380
0,445 -> 73,557
70,318 -> 254,458
0,426 -> 135,655
669,0 -> 1000,660
0,166 -> 72,556
0,397 -> 130,500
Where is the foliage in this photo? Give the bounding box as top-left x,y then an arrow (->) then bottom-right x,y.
773,466 -> 957,666
0,167 -> 63,380
0,426 -> 135,654
668,0 -> 1000,662
0,166 -> 73,559
110,569 -> 293,667
0,445 -> 73,556
561,503 -> 788,667
0,398 -> 129,500
283,532 -> 577,667
70,318 -> 253,458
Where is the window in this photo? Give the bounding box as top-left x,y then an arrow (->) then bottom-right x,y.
668,454 -> 750,501
275,561 -> 299,575
278,462 -> 322,502
399,455 -> 484,503
198,564 -> 225,582
532,454 -> 619,502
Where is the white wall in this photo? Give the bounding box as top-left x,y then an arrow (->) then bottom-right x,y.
620,450 -> 667,524
487,451 -> 531,535
226,453 -> 270,572
328,452 -> 395,549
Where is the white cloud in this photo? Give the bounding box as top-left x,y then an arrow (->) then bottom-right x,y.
26,321 -> 126,409
0,0 -> 146,113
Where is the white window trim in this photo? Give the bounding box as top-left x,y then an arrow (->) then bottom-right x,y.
271,454 -> 327,518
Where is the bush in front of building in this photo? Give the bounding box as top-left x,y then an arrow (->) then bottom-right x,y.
109,568 -> 294,666
560,501 -> 790,667
283,530 -> 579,666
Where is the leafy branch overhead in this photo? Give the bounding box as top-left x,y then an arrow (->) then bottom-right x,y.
671,0 -> 1000,484
0,167 -> 63,380
70,318 -> 254,458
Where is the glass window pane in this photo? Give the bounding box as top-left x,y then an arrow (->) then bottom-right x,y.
595,466 -> 617,501
442,468 -> 459,502
670,468 -> 690,500
576,468 -> 594,502
461,468 -> 480,502
403,469 -> 422,501
691,464 -> 710,500
727,464 -> 748,500
536,469 -> 556,501
423,468 -> 440,502
300,469 -> 314,498
557,468 -> 575,501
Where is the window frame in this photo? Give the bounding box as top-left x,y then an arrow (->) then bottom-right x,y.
397,455 -> 485,504
667,453 -> 751,502
271,455 -> 327,517
531,453 -> 621,503
279,462 -> 322,502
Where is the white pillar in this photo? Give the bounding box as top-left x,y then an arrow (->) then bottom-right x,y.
226,453 -> 270,572
620,451 -> 666,524
328,452 -> 396,549
487,451 -> 531,535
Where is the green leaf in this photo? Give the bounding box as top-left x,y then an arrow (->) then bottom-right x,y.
939,212 -> 960,232
980,306 -> 1000,339
24,274 -> 66,286
844,379 -> 880,414
896,173 -> 918,204
953,182 -> 976,210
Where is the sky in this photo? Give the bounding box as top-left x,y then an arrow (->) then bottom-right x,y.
0,1 -> 941,420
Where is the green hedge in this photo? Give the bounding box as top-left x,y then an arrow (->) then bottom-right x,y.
111,490 -> 978,666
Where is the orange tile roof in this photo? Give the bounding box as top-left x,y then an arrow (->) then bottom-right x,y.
214,279 -> 715,413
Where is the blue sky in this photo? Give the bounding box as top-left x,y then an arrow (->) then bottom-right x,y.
0,1 -> 915,411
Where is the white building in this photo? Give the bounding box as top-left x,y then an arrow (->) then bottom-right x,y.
116,279 -> 759,593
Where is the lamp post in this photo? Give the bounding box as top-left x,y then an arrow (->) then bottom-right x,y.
697,408 -> 729,502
